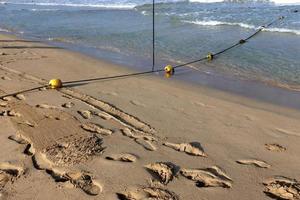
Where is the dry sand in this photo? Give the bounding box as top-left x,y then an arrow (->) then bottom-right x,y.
0,34 -> 300,200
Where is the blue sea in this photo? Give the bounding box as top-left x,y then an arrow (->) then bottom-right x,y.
0,0 -> 300,99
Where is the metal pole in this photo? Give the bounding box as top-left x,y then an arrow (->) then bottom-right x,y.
152,0 -> 155,71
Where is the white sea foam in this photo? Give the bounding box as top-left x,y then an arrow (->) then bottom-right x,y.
263,27 -> 300,35
188,0 -> 300,4
183,20 -> 256,29
0,2 -> 137,9
188,0 -> 223,3
272,0 -> 300,5
184,20 -> 300,36
0,27 -> 11,32
189,0 -> 300,4
141,11 -> 149,15
31,8 -> 59,11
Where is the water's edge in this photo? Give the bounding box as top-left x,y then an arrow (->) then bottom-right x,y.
1,31 -> 300,111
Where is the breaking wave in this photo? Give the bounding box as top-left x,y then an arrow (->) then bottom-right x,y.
183,20 -> 300,35
0,2 -> 137,9
183,20 -> 256,29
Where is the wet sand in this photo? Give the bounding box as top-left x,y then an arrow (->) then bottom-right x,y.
0,33 -> 300,200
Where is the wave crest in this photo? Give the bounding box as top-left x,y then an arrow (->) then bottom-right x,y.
0,28 -> 11,32
0,2 -> 137,9
263,28 -> 300,35
184,20 -> 300,35
183,20 -> 256,29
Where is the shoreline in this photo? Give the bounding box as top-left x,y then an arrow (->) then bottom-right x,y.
1,32 -> 300,114
3,30 -> 299,111
1,33 -> 300,199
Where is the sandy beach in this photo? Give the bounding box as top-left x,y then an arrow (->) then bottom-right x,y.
0,33 -> 300,200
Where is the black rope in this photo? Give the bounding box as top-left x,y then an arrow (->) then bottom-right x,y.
63,68 -> 164,85
0,15 -> 286,99
0,85 -> 46,99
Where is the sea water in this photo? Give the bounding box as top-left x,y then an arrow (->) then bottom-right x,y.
0,0 -> 299,94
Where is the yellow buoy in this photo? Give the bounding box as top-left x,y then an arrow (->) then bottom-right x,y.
165,73 -> 172,78
206,53 -> 214,61
49,79 -> 63,89
164,65 -> 174,78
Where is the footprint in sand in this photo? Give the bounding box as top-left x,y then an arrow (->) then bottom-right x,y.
180,166 -> 232,188
14,94 -> 26,101
78,110 -> 92,119
236,159 -> 271,169
81,123 -> 113,136
9,134 -> 36,156
263,176 -> 300,200
121,128 -> 157,151
0,162 -> 24,177
36,104 -> 58,109
62,102 -> 74,109
32,152 -> 102,195
145,162 -> 179,185
0,110 -> 22,117
59,170 -> 102,196
44,135 -> 105,166
130,100 -> 146,107
265,144 -> 286,152
8,134 -> 35,156
32,152 -> 54,170
163,142 -> 206,157
0,162 -> 25,191
117,186 -> 179,200
106,153 -> 137,162
8,134 -> 29,144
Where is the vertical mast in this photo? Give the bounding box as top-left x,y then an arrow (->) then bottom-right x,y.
152,0 -> 155,71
